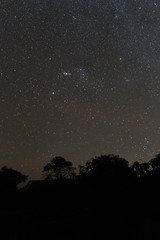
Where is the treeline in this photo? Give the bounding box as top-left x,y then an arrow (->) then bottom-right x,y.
1,153 -> 160,191
42,153 -> 160,180
1,154 -> 160,239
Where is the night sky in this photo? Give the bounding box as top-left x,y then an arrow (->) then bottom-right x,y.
1,0 -> 160,179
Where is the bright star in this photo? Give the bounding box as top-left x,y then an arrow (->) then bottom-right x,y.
63,72 -> 72,76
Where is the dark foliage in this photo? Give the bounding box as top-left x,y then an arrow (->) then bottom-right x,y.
42,156 -> 76,180
130,161 -> 150,177
148,153 -> 160,177
79,154 -> 134,180
0,166 -> 28,192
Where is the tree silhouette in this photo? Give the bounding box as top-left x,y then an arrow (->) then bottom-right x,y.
148,153 -> 160,177
42,156 -> 76,180
79,154 -> 132,179
130,161 -> 150,177
0,166 -> 28,191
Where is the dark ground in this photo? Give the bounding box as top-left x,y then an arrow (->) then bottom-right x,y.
1,178 -> 160,240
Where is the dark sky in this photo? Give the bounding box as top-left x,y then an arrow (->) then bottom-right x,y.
1,0 -> 160,179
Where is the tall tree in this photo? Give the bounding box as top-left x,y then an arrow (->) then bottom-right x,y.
42,156 -> 76,180
79,154 -> 132,179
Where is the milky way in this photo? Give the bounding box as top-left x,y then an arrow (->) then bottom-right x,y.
1,0 -> 160,179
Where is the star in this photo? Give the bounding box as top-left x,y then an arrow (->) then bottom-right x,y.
63,72 -> 72,76
1,0 -> 159,180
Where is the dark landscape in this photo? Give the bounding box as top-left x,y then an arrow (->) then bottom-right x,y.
1,154 -> 160,239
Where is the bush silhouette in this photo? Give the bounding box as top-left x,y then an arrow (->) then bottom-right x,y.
0,166 -> 28,192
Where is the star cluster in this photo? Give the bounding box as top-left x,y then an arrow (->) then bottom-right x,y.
1,0 -> 160,179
